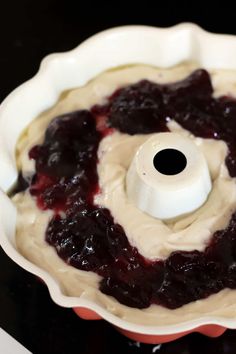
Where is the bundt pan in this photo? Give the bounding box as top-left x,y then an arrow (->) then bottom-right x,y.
1,23 -> 236,344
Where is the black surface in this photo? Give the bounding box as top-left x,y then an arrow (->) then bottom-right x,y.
153,149 -> 187,175
1,1 -> 236,353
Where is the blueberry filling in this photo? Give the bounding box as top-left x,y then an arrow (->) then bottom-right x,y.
15,69 -> 236,309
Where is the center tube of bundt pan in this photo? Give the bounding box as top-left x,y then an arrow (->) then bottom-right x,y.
126,132 -> 212,220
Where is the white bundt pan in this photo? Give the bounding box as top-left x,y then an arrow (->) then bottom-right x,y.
1,23 -> 236,344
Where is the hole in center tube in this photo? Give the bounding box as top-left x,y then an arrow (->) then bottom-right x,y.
153,149 -> 187,175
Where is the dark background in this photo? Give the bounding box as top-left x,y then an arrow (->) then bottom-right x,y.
1,1 -> 236,353
1,0 -> 236,102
